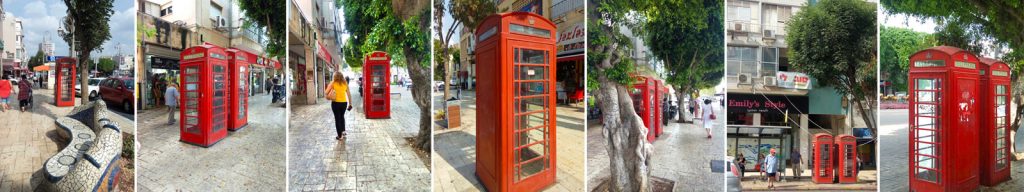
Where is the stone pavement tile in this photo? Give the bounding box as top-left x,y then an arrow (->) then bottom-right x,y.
431,92 -> 586,192
289,85 -> 430,192
739,170 -> 877,191
0,89 -> 134,192
587,106 -> 725,191
136,93 -> 286,191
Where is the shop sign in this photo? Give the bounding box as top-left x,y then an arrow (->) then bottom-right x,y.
776,71 -> 811,89
727,93 -> 808,113
557,23 -> 584,55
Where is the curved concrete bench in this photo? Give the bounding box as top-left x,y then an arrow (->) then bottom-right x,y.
40,101 -> 124,192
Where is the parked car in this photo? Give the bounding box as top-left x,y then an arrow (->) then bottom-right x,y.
98,77 -> 135,112
726,156 -> 743,192
76,78 -> 106,99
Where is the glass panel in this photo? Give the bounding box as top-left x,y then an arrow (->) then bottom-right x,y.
509,23 -> 551,37
516,48 -> 547,64
916,79 -> 939,90
516,66 -> 548,80
517,97 -> 547,114
917,104 -> 938,116
517,82 -> 547,96
917,91 -> 937,102
997,85 -> 1007,94
916,168 -> 939,182
819,144 -> 830,176
514,112 -> 546,130
516,144 -> 548,179
515,125 -> 546,147
844,145 -> 854,176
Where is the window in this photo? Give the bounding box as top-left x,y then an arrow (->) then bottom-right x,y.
210,3 -> 224,25
727,46 -> 757,76
727,3 -> 751,21
914,78 -> 941,183
761,47 -> 778,77
160,6 -> 173,16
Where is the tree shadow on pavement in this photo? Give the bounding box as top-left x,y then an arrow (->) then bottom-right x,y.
435,130 -> 486,191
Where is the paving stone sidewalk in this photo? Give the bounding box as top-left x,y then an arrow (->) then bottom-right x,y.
739,170 -> 877,191
136,93 -> 286,191
432,92 -> 586,192
586,105 -> 725,191
288,85 -> 430,191
0,89 -> 134,192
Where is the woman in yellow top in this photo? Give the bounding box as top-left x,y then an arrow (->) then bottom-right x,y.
325,72 -> 353,140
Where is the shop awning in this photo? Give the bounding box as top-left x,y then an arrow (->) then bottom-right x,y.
33,65 -> 50,71
727,125 -> 791,135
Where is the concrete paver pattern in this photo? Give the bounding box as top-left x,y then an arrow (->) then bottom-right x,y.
136,93 -> 285,191
288,85 -> 430,191
586,105 -> 725,191
432,90 -> 586,192
0,89 -> 134,192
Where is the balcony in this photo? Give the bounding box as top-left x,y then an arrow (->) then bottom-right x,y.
551,0 -> 583,20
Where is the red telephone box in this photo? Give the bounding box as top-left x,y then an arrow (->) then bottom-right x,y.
178,44 -> 230,147
653,80 -> 663,137
978,58 -> 1011,186
474,12 -> 557,192
54,57 -> 76,107
363,51 -> 391,119
631,75 -> 657,142
908,46 -> 981,191
226,49 -> 251,131
657,85 -> 669,136
812,133 -> 834,184
836,134 -> 858,183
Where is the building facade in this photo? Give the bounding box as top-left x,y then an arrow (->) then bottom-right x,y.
725,0 -> 872,171
289,0 -> 343,105
138,0 -> 275,109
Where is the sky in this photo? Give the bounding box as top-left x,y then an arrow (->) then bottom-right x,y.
7,0 -> 135,58
436,0 -> 459,46
879,6 -> 936,33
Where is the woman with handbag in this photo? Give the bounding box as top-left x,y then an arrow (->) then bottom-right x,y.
702,98 -> 715,138
325,72 -> 353,140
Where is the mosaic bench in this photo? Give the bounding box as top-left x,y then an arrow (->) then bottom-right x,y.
40,101 -> 123,192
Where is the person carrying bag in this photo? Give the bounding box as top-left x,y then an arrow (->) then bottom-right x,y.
325,72 -> 353,140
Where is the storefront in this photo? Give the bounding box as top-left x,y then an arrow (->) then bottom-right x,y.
143,45 -> 183,109
556,23 -> 584,101
726,93 -> 809,171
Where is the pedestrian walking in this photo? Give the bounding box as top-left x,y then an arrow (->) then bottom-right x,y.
701,98 -> 715,138
737,154 -> 747,179
265,77 -> 273,95
791,149 -> 803,180
325,72 -> 353,140
165,81 -> 180,125
764,148 -> 779,190
0,76 -> 12,112
17,75 -> 32,112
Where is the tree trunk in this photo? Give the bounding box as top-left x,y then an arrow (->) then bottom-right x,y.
675,90 -> 691,123
408,12 -> 433,152
80,52 -> 91,103
593,41 -> 651,191
852,94 -> 876,131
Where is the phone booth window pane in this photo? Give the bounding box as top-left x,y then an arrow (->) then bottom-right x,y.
238,70 -> 246,120
917,168 -> 939,182
819,144 -> 829,176
845,145 -> 854,176
516,66 -> 547,80
515,125 -> 546,147
517,97 -> 547,114
515,112 -> 546,131
997,85 -> 1007,94
916,79 -> 940,90
517,144 -> 548,180
516,48 -> 547,64
917,91 -> 937,102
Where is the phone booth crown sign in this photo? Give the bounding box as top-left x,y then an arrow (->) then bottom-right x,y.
54,57 -> 77,107
908,45 -> 982,192
978,58 -> 1012,186
474,12 -> 557,192
363,51 -> 391,119
178,44 -> 230,147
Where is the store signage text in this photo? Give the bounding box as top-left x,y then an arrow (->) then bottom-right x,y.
557,24 -> 584,54
727,93 -> 809,114
776,71 -> 811,89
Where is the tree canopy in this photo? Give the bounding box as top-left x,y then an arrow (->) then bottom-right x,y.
641,0 -> 723,95
98,57 -> 116,74
879,26 -> 933,93
28,49 -> 46,69
238,0 -> 286,58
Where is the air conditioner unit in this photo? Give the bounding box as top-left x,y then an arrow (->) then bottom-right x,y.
220,18 -> 227,27
734,23 -> 743,31
763,76 -> 777,87
763,30 -> 775,38
737,73 -> 753,85
213,16 -> 221,27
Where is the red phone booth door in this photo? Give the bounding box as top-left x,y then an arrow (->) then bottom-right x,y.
837,135 -> 857,183
366,63 -> 390,119
991,84 -> 1010,181
509,43 -> 556,191
812,135 -> 833,184
232,64 -> 249,131
911,76 -> 943,188
55,59 -> 76,107
212,64 -> 229,134
953,77 -> 980,189
182,66 -> 201,137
